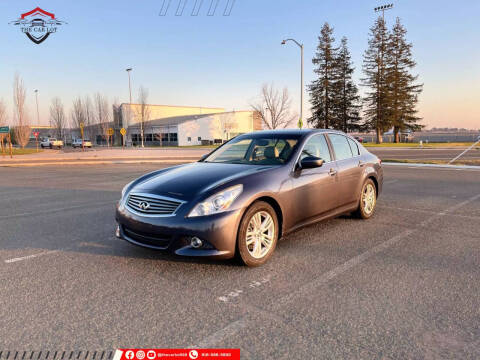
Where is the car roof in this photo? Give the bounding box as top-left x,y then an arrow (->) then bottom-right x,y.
244,129 -> 347,137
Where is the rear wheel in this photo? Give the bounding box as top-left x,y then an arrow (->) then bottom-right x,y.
237,201 -> 278,267
355,179 -> 377,219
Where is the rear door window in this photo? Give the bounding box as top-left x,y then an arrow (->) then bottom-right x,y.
347,138 -> 360,156
328,134 -> 353,161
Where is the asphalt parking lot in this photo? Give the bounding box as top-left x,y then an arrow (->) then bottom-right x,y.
1,164 -> 479,359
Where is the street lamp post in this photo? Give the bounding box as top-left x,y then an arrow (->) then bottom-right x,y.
34,89 -> 40,125
374,3 -> 394,22
282,38 -> 304,128
34,89 -> 40,152
126,67 -> 134,148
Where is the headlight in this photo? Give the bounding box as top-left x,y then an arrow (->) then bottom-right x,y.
121,181 -> 134,199
188,184 -> 243,217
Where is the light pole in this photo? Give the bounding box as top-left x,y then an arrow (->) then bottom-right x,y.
126,67 -> 134,147
374,3 -> 394,22
34,89 -> 40,125
281,38 -> 304,128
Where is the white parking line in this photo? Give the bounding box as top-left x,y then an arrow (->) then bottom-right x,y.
4,250 -> 59,263
0,201 -> 114,220
198,193 -> 480,346
192,318 -> 250,348
379,205 -> 480,220
274,193 -> 480,307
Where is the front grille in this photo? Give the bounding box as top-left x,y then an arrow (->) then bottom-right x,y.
122,226 -> 171,249
126,193 -> 183,216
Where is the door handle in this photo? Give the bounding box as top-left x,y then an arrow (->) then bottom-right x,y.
358,161 -> 366,167
329,168 -> 337,176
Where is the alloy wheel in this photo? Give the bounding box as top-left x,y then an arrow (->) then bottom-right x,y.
362,183 -> 376,215
245,211 -> 275,259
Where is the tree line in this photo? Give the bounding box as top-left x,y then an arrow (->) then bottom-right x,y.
309,17 -> 423,143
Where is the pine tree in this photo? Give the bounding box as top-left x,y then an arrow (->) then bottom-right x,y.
308,23 -> 338,129
386,18 -> 423,143
333,37 -> 361,132
361,17 -> 390,143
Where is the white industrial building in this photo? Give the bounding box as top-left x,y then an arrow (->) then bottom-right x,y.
118,104 -> 262,146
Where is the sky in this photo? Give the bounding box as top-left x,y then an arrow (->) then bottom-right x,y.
0,0 -> 479,130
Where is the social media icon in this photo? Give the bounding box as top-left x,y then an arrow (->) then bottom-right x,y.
188,350 -> 198,360
136,351 -> 145,360
125,351 -> 134,360
146,351 -> 155,360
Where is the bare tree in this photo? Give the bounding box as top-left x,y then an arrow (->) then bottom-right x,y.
0,100 -> 7,153
50,97 -> 67,140
219,112 -> 237,140
12,73 -> 31,148
135,86 -> 150,147
93,93 -> 111,146
251,84 -> 297,129
71,96 -> 85,131
83,95 -> 95,141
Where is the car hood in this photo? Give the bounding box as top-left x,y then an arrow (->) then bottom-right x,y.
131,162 -> 275,200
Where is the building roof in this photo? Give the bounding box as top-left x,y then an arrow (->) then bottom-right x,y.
128,111 -> 255,128
120,103 -> 224,111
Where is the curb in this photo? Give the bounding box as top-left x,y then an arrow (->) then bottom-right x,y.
0,159 -> 194,167
383,162 -> 480,170
0,156 -> 200,163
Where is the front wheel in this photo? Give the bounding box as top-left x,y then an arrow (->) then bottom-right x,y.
355,179 -> 377,219
237,201 -> 278,267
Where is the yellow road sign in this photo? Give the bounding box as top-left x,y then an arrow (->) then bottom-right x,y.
297,118 -> 303,129
107,128 -> 114,136
120,128 -> 126,136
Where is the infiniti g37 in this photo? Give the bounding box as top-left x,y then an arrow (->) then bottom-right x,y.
116,129 -> 383,266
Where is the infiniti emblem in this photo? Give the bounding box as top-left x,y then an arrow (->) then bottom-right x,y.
138,201 -> 150,210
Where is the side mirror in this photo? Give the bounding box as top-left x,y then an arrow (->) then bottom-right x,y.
199,154 -> 208,162
300,156 -> 324,169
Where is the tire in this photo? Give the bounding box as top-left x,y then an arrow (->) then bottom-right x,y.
355,178 -> 377,219
49,144 -> 52,149
236,201 -> 279,267
41,145 -> 44,149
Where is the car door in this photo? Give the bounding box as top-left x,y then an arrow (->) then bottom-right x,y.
327,133 -> 364,207
291,134 -> 338,226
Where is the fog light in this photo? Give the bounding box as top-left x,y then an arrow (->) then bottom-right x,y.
191,237 -> 203,249
115,225 -> 121,238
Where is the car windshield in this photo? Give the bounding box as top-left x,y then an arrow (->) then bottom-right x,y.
204,135 -> 299,165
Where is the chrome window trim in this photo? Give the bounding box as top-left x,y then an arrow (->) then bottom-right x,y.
125,192 -> 186,218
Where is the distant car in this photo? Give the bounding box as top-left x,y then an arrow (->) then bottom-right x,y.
116,129 -> 383,266
72,139 -> 93,148
40,138 -> 63,149
354,136 -> 364,143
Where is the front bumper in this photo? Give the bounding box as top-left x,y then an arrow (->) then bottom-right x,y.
115,202 -> 242,259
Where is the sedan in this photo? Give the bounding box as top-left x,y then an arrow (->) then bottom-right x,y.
116,129 -> 383,266
72,139 -> 93,148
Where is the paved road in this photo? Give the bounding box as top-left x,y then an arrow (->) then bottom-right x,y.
1,164 -> 480,359
369,147 -> 480,161
2,147 -> 479,166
